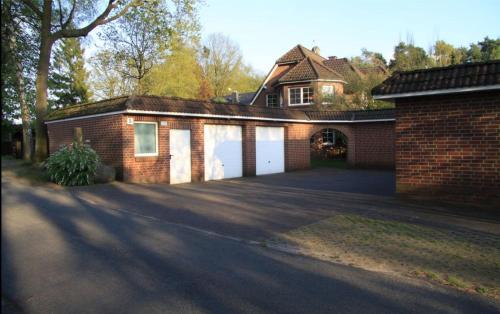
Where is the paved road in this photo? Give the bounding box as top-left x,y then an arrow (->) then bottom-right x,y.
2,170 -> 499,313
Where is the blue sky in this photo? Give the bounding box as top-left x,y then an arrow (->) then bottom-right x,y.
199,0 -> 500,73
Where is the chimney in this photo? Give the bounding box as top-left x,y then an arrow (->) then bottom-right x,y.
312,46 -> 321,55
328,56 -> 337,60
232,91 -> 239,103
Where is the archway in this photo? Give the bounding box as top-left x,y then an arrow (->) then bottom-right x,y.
310,128 -> 348,167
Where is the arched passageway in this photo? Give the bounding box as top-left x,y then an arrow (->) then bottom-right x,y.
310,128 -> 348,163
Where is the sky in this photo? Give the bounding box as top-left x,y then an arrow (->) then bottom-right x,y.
199,0 -> 500,73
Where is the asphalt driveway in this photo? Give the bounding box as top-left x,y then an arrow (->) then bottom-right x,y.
2,167 -> 500,313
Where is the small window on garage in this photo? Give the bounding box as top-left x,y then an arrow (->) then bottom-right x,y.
134,122 -> 158,156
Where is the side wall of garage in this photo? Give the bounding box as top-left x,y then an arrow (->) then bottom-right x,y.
47,114 -> 125,179
395,91 -> 500,203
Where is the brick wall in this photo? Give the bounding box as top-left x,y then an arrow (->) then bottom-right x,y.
48,114 -> 395,183
47,114 -> 125,178
351,122 -> 395,168
395,91 -> 500,202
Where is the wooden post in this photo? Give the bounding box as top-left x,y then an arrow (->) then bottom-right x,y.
73,127 -> 83,146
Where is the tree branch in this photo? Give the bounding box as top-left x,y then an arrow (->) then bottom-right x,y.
60,0 -> 76,31
21,0 -> 42,18
52,0 -> 137,40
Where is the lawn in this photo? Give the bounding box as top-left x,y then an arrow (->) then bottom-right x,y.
310,158 -> 349,169
273,214 -> 500,300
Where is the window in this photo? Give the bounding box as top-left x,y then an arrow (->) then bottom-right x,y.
134,122 -> 158,156
289,88 -> 301,105
266,94 -> 279,107
322,128 -> 335,146
322,85 -> 335,104
289,87 -> 314,106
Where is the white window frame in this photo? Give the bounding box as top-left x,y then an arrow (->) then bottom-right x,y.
288,87 -> 314,106
266,93 -> 279,107
134,121 -> 159,157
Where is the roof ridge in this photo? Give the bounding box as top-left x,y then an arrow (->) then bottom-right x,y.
395,60 -> 500,75
307,57 -> 320,78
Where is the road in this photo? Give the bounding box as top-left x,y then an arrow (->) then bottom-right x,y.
2,170 -> 499,313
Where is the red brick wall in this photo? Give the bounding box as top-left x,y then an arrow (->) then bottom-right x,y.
351,122 -> 395,168
48,114 -> 395,183
47,114 -> 125,178
395,91 -> 500,202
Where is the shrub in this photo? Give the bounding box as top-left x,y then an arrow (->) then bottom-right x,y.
45,142 -> 100,186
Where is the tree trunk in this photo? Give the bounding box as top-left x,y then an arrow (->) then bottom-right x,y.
6,10 -> 31,161
33,2 -> 53,162
13,47 -> 32,161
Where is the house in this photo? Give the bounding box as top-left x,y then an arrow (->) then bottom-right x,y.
249,45 -> 388,108
372,60 -> 500,203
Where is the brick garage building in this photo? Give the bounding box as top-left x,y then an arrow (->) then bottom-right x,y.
373,60 -> 500,203
46,96 -> 395,183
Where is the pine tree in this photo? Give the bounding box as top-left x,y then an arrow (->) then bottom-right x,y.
49,38 -> 90,109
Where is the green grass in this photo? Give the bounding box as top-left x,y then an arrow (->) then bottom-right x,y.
276,213 -> 500,299
311,158 -> 349,169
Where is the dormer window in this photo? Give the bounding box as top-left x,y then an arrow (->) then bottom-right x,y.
266,94 -> 279,108
289,87 -> 314,106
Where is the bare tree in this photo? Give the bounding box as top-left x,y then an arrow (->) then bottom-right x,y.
200,33 -> 242,97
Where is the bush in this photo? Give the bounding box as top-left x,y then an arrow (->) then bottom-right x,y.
45,142 -> 100,186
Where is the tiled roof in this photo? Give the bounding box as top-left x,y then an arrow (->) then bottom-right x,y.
322,57 -> 364,78
46,95 -> 394,122
358,65 -> 389,76
276,45 -> 326,64
277,57 -> 344,84
372,60 -> 500,97
305,109 -> 394,121
223,92 -> 256,105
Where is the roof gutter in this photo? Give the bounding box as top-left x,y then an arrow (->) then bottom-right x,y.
373,84 -> 500,100
275,79 -> 347,85
45,109 -> 394,124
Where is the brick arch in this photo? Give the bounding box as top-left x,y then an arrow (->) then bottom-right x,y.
308,124 -> 355,165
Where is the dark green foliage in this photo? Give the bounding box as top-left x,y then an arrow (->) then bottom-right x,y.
44,142 -> 100,186
49,38 -> 90,109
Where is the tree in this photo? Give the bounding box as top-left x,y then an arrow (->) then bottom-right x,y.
2,0 -> 38,160
467,37 -> 500,62
389,41 -> 430,71
88,49 -> 134,100
430,40 -> 455,67
351,48 -> 387,67
18,0 -> 139,162
144,42 -> 202,98
98,0 -> 173,95
49,37 -> 91,108
199,33 -> 243,97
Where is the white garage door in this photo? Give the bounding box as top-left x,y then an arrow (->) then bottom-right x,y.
204,125 -> 243,181
256,126 -> 285,175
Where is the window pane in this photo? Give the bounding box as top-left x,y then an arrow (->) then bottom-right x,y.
303,87 -> 313,103
267,94 -> 278,107
322,85 -> 334,95
134,123 -> 157,155
290,88 -> 301,105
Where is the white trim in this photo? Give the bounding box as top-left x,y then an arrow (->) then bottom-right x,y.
126,109 -> 394,124
45,110 -> 126,124
249,64 -> 278,105
45,108 -> 394,124
373,85 -> 500,100
133,121 -> 159,157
